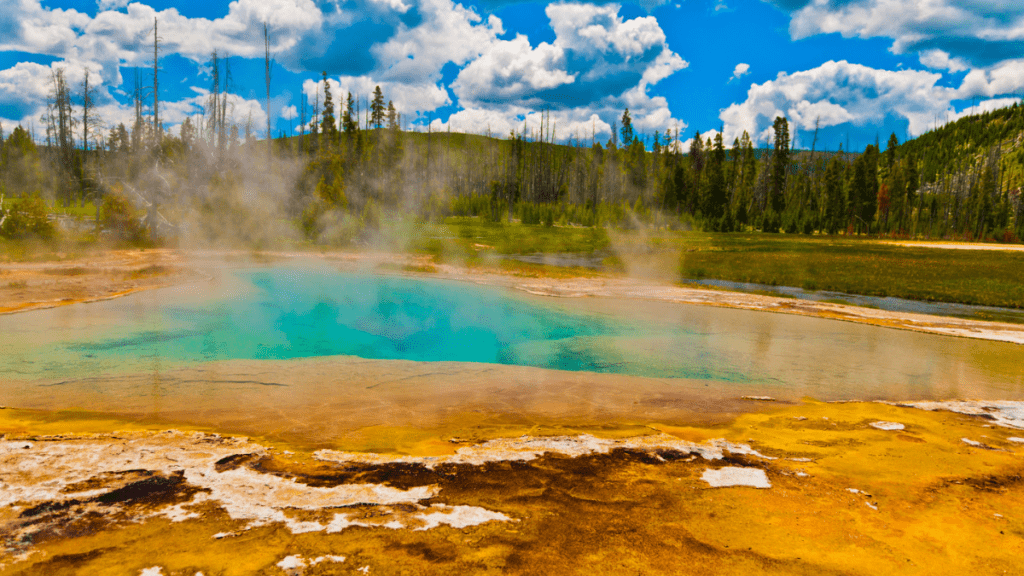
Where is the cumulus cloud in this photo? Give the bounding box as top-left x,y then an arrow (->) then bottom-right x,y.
430,108 -> 613,141
157,89 -> 268,139
719,60 -> 960,144
678,128 -> 720,153
1,0 -> 322,72
370,0 -> 504,85
0,0 -> 501,94
918,49 -> 969,73
448,2 -> 687,139
0,59 -> 117,128
96,0 -> 129,10
452,35 -> 573,108
768,0 -> 1024,69
730,63 -> 750,81
302,75 -> 449,118
956,58 -> 1024,100
0,0 -> 508,137
0,0 -> 692,145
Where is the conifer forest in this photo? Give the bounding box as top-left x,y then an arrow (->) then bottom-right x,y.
2,44 -> 1023,247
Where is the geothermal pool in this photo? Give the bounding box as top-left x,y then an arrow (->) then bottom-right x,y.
1,262 -> 1022,444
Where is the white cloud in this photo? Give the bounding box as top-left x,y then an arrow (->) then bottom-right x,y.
918,49 -> 968,73
0,62 -> 59,120
448,2 -> 687,140
96,0 -> 129,10
280,105 -> 297,120
157,89 -> 268,139
730,63 -> 750,81
719,60 -> 957,144
371,0 -> 504,85
956,59 -> 1024,100
781,0 -> 1024,68
0,0 -> 693,144
1,0 -> 322,73
453,35 -> 574,108
302,76 -> 449,118
679,128 -> 720,154
425,108 -> 620,143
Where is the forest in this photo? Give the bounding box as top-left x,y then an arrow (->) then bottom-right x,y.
1,54 -> 1023,247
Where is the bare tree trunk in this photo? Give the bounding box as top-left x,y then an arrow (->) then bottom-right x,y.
153,18 -> 160,144
264,22 -> 273,165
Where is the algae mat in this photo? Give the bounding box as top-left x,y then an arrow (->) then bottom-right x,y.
3,400 -> 1024,576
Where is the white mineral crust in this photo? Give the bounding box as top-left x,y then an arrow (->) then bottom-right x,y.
701,467 -> 771,488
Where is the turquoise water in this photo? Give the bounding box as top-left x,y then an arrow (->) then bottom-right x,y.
0,266 -> 748,382
3,264 -> 1023,402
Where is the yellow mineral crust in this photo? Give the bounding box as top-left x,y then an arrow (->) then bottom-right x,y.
2,400 -> 1024,575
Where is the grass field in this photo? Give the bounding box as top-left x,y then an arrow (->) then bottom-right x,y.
676,233 -> 1024,309
409,217 -> 612,265
407,219 -> 1024,308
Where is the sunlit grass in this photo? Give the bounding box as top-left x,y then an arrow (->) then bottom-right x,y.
677,233 -> 1024,308
444,217 -> 611,254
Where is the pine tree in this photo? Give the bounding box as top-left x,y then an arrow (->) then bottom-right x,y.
320,72 -> 336,139
885,132 -> 899,171
370,86 -> 385,129
343,91 -> 357,134
688,131 -> 704,214
620,109 -> 633,146
823,154 -> 845,234
704,132 -> 728,226
386,101 -> 398,131
769,116 -> 790,215
180,117 -> 196,149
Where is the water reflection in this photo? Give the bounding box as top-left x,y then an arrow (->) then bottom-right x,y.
1,265 -> 1022,410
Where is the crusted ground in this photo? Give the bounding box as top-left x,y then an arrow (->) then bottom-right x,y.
0,249 -> 197,315
2,400 -> 1023,576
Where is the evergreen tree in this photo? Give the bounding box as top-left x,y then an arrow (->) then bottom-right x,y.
885,132 -> 899,171
386,101 -> 398,131
343,92 -> 357,134
823,154 -> 845,234
704,132 -> 728,224
689,130 -> 704,212
370,86 -> 385,129
320,72 -> 337,139
180,117 -> 196,149
769,116 -> 790,215
620,109 -> 633,147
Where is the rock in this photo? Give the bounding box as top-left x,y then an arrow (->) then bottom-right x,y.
701,467 -> 771,489
870,421 -> 905,431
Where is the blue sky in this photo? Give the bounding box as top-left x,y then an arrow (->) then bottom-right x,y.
1,0 -> 1022,152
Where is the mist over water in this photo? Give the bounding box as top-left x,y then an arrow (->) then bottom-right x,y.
0,266 -> 750,382
2,264 -> 1022,405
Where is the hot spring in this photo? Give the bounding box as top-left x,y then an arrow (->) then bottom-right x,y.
2,260 -> 1022,447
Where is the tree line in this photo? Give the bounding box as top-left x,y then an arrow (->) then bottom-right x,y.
2,20 -> 1023,245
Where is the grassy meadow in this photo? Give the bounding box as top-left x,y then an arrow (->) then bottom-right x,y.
675,234 -> 1024,309
407,218 -> 1024,309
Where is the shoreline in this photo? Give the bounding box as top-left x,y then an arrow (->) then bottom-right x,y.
2,247 -> 1023,344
